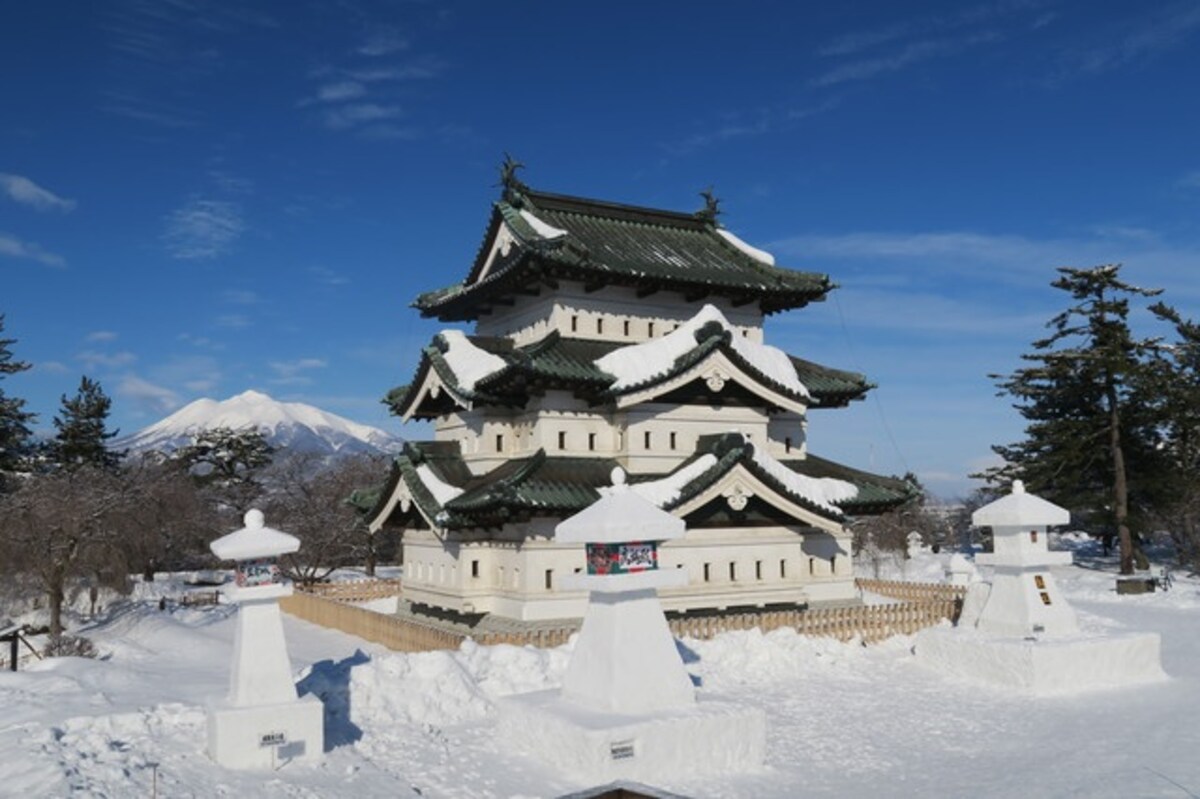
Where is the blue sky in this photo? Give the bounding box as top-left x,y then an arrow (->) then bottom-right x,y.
3,1 -> 1199,498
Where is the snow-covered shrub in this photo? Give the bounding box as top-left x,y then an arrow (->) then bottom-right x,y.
43,633 -> 98,659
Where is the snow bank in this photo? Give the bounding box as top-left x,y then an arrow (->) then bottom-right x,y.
595,304 -> 809,397
437,330 -> 507,391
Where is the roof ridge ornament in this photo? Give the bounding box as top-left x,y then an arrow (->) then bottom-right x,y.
696,186 -> 721,224
498,153 -> 528,203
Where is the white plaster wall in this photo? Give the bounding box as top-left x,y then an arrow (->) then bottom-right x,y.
767,413 -> 808,459
475,282 -> 764,345
401,520 -> 858,619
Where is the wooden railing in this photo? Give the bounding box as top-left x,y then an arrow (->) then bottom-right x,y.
856,578 -> 967,605
281,579 -> 963,652
296,578 -> 402,603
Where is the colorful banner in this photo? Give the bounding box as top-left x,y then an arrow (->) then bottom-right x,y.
235,558 -> 281,587
586,541 -> 658,575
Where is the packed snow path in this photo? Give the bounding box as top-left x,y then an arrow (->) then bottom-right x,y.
1,553 -> 1198,797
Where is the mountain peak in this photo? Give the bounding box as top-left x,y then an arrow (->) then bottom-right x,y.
118,391 -> 403,459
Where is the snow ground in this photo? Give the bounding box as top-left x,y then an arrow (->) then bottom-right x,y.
2,545 -> 1199,798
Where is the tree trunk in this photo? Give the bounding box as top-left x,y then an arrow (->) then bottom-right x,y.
142,561 -> 156,582
365,533 -> 377,577
1108,382 -> 1134,575
48,582 -> 65,637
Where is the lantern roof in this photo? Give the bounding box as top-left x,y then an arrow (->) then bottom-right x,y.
972,480 -> 1070,528
210,509 -> 301,561
556,467 -> 685,544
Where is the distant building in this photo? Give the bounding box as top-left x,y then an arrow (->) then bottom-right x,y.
365,165 -> 911,621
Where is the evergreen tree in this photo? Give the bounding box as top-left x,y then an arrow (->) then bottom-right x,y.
176,426 -> 274,511
0,314 -> 37,487
1146,302 -> 1200,572
982,264 -> 1167,574
50,376 -> 123,470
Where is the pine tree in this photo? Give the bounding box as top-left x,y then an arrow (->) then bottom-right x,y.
50,376 -> 123,470
0,314 -> 37,487
1147,302 -> 1200,572
176,426 -> 274,511
983,265 -> 1167,574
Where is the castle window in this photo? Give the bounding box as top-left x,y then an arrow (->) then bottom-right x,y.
471,560 -> 480,579
1030,530 -> 1039,543
780,559 -> 787,579
623,319 -> 631,336
644,431 -> 652,450
742,329 -> 749,338
755,560 -> 763,581
545,569 -> 553,590
785,436 -> 792,453
571,315 -> 578,332
495,433 -> 504,452
703,563 -> 711,582
728,562 -> 737,582
808,557 -> 816,575
597,318 -> 604,335
588,432 -> 596,451
669,432 -> 677,450
648,321 -> 655,337
558,431 -> 567,450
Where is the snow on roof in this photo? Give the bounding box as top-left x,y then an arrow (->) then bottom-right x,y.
438,330 -> 508,391
518,209 -> 568,240
717,228 -> 776,266
749,444 -> 857,514
595,303 -> 809,397
416,464 -> 464,505
603,454 -> 719,508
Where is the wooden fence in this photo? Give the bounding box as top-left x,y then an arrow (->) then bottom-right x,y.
856,578 -> 967,605
296,578 -> 402,603
281,578 -> 963,652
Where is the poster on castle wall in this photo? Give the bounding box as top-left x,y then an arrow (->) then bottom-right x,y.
236,558 -> 281,587
586,542 -> 658,575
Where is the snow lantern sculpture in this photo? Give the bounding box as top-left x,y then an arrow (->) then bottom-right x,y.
972,480 -> 1078,638
496,468 -> 765,785
915,480 -> 1165,694
206,509 -> 323,769
558,467 -> 694,714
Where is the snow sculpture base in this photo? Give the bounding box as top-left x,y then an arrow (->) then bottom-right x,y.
207,694 -> 324,770
497,689 -> 765,786
914,627 -> 1166,695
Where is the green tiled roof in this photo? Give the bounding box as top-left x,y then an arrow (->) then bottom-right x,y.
414,187 -> 833,321
369,435 -> 910,533
387,329 -> 869,419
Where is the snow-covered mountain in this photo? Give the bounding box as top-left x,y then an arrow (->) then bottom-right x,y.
117,390 -> 403,458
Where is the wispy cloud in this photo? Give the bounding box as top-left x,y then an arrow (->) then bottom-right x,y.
0,173 -> 77,212
0,232 -> 66,267
1050,4 -> 1200,81
163,199 -> 245,259
1177,170 -> 1200,189
214,314 -> 250,329
77,349 -> 137,370
86,330 -> 119,343
118,375 -> 181,413
309,266 -> 349,286
771,226 -> 1200,300
269,358 -> 327,385
357,27 -> 409,57
323,103 -> 402,131
811,32 -> 1000,87
222,289 -> 258,305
